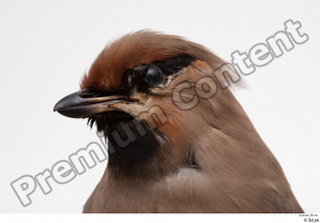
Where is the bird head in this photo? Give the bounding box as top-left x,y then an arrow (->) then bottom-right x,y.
53,30 -> 247,179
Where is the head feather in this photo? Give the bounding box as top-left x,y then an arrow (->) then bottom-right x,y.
80,30 -> 230,91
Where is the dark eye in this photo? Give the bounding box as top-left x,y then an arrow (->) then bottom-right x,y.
146,66 -> 164,85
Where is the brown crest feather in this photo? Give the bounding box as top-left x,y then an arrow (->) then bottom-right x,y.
80,30 -> 228,91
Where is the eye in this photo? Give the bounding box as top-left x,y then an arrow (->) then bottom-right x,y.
146,66 -> 164,85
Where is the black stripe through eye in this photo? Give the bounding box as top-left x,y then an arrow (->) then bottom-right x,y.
152,54 -> 195,75
120,54 -> 195,93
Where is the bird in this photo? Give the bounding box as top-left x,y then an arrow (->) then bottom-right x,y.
53,30 -> 303,213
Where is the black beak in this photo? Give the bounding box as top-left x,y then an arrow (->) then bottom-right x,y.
53,89 -> 130,118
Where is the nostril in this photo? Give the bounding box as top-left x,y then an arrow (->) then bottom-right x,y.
79,89 -> 115,98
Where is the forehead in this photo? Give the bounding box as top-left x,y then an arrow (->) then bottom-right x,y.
80,31 -> 188,91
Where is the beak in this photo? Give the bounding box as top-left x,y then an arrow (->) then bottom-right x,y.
53,89 -> 130,118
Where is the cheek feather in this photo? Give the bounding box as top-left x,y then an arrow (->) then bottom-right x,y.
109,102 -> 146,119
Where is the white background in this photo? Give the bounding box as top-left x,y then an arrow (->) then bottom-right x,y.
0,0 -> 319,213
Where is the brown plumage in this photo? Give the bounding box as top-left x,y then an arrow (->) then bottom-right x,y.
54,30 -> 303,213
